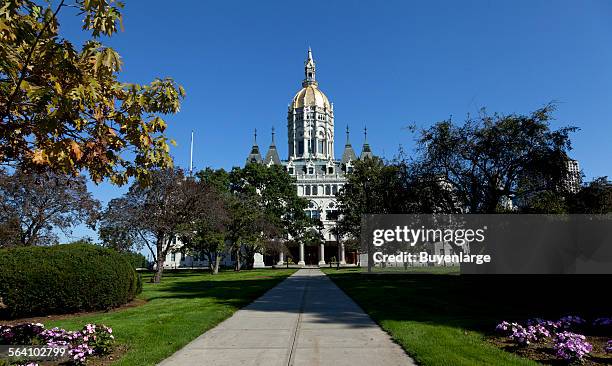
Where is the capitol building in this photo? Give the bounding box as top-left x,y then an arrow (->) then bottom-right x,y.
164,49 -> 373,268
246,48 -> 373,267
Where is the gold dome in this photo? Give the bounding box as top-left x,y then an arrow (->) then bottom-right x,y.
290,84 -> 332,110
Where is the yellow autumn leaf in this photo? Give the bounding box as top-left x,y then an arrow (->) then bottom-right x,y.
31,150 -> 47,165
70,140 -> 83,161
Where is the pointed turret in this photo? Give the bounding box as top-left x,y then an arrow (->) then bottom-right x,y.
341,125 -> 357,164
360,126 -> 373,159
302,47 -> 318,87
264,127 -> 281,165
246,129 -> 263,164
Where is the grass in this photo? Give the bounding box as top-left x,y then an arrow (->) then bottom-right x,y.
46,269 -> 296,366
324,268 -> 611,366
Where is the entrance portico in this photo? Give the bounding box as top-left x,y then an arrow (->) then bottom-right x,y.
286,242 -> 346,267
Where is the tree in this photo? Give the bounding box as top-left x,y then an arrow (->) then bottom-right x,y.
98,168 -> 213,283
0,168 -> 100,247
1,1 -> 185,185
336,156 -> 414,241
413,104 -> 577,213
228,163 -> 311,270
180,168 -> 231,274
569,177 -> 612,214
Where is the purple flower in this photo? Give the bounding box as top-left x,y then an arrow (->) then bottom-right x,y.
554,331 -> 592,361
4,322 -> 116,365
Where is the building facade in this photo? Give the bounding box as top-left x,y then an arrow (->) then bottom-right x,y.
248,48 -> 371,266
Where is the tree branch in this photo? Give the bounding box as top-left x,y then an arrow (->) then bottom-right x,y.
2,0 -> 66,122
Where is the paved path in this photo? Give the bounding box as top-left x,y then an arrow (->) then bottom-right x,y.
158,268 -> 415,366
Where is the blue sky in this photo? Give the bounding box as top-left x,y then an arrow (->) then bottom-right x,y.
56,0 -> 612,242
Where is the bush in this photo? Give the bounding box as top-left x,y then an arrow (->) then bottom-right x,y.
0,243 -> 141,318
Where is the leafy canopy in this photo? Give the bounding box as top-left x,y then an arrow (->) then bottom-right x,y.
0,0 -> 185,185
0,167 -> 100,247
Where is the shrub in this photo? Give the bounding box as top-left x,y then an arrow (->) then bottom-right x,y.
0,244 -> 141,318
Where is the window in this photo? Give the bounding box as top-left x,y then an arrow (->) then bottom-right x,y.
307,210 -> 320,219
308,167 -> 314,175
325,185 -> 331,195
332,185 -> 338,195
347,166 -> 353,173
328,167 -> 334,174
305,185 -> 311,195
326,210 -> 339,220
311,185 -> 317,195
298,141 -> 304,155
171,252 -> 176,261
318,140 -> 323,153
288,167 -> 294,175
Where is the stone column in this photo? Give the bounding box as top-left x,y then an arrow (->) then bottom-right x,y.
298,243 -> 305,266
277,251 -> 284,266
339,242 -> 346,265
318,243 -> 326,266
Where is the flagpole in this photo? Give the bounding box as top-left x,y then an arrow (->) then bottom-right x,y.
189,130 -> 194,177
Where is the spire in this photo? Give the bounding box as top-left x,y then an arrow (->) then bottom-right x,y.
303,47 -> 317,87
345,125 -> 350,145
361,125 -> 373,159
246,128 -> 263,164
341,125 -> 357,164
264,126 -> 281,165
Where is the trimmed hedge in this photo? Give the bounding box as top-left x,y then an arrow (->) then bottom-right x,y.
0,243 -> 142,318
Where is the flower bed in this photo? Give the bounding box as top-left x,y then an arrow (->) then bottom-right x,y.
0,322 -> 115,365
491,316 -> 612,365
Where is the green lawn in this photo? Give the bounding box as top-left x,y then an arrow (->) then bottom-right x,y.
47,269 -> 296,366
324,268 -> 610,366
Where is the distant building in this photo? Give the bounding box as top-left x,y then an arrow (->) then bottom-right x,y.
564,159 -> 581,193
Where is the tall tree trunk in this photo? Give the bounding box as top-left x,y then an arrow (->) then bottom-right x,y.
153,258 -> 164,283
234,248 -> 241,271
213,252 -> 220,275
153,237 -> 164,283
206,252 -> 214,274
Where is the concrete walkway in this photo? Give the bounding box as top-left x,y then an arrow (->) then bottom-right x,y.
158,268 -> 415,366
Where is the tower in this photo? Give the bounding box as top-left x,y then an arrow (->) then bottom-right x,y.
288,48 -> 335,161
